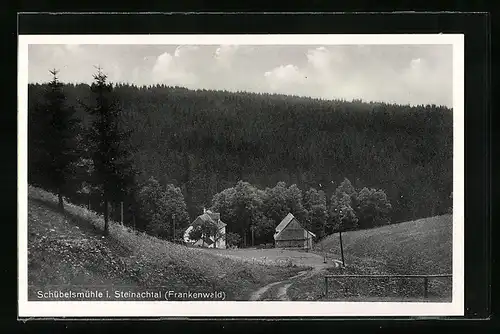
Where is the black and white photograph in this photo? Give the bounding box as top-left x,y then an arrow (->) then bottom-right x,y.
18,34 -> 464,317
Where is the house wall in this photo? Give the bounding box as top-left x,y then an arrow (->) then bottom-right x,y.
286,219 -> 304,232
306,235 -> 313,249
304,230 -> 313,250
276,238 -> 313,250
275,229 -> 314,250
275,218 -> 314,250
215,226 -> 226,249
184,221 -> 226,249
276,239 -> 306,248
183,225 -> 194,243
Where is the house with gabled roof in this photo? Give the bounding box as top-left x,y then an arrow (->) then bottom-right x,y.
273,213 -> 315,250
183,208 -> 227,249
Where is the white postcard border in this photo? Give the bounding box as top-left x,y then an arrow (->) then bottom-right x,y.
18,34 -> 464,318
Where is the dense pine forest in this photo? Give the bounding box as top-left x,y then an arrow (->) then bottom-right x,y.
28,82 -> 453,240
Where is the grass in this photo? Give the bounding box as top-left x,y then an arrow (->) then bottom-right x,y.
318,215 -> 453,275
288,215 -> 453,301
27,186 -> 303,301
201,248 -> 322,269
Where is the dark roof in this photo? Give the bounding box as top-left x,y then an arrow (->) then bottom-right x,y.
192,211 -> 226,229
207,212 -> 220,221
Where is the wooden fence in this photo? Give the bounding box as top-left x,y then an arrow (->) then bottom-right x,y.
324,274 -> 453,299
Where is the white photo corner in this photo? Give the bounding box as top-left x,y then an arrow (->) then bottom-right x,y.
18,34 -> 464,318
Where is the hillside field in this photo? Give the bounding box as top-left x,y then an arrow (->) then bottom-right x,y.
27,186 -> 304,301
25,185 -> 454,302
318,215 -> 453,275
288,215 -> 453,301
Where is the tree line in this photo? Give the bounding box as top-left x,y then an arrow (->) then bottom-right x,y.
28,68 -> 453,242
209,178 -> 391,247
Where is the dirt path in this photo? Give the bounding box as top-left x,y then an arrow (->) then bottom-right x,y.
202,247 -> 343,301
276,283 -> 292,300
249,270 -> 310,301
249,259 -> 343,301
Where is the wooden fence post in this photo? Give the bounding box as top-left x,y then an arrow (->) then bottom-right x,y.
424,277 -> 429,298
120,201 -> 124,225
323,274 -> 450,299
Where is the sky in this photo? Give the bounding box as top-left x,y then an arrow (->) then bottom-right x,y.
28,44 -> 453,107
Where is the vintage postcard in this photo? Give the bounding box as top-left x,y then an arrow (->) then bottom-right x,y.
18,34 -> 464,317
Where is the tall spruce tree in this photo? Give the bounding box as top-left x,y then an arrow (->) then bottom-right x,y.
81,67 -> 134,235
32,69 -> 80,211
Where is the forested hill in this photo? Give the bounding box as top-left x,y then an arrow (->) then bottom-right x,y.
28,83 -> 453,224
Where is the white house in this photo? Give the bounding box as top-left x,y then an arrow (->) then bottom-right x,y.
183,209 -> 226,249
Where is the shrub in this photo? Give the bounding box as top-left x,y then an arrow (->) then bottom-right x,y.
226,232 -> 242,248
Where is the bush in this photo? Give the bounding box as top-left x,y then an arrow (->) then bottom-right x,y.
226,232 -> 242,248
356,187 -> 392,229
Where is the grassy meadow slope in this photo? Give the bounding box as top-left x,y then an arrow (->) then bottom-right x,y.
319,215 -> 453,275
27,186 -> 303,301
288,216 -> 453,301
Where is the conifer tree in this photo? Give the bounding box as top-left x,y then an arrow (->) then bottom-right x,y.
32,69 -> 80,211
80,67 -> 134,235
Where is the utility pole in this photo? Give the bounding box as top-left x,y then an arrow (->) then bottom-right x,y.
322,244 -> 327,264
339,230 -> 345,267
